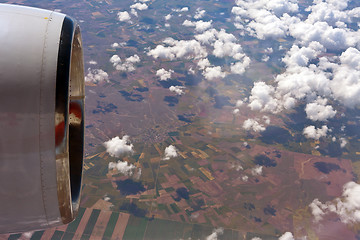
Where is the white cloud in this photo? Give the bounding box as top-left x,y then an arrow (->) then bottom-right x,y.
22,232 -> 34,239
85,68 -> 109,83
213,40 -> 245,60
230,57 -> 251,75
130,8 -> 138,17
261,55 -> 270,62
183,19 -> 195,27
117,11 -> 131,22
134,168 -> 142,180
231,0 -> 300,40
148,38 -> 207,60
169,86 -> 185,95
88,60 -> 97,65
194,21 -> 212,32
340,138 -> 347,148
289,21 -> 358,51
109,160 -> 136,176
202,66 -> 226,80
233,109 -> 240,114
156,68 -> 174,80
242,175 -> 249,181
197,58 -> 211,70
282,42 -> 325,68
251,165 -> 263,176
183,20 -> 212,32
230,162 -> 243,171
310,181 -> 360,224
110,54 -> 140,72
278,232 -> 294,240
165,14 -> 172,21
126,55 -> 141,63
236,100 -> 244,107
110,55 -> 121,65
303,125 -> 328,140
305,98 -> 336,121
243,118 -> 266,132
206,228 -> 224,240
174,7 -> 189,12
251,238 -> 262,240
130,3 -> 148,10
104,136 -> 134,157
194,8 -> 206,19
111,42 -> 126,48
248,82 -> 279,113
163,145 -> 178,160
263,115 -> 270,125
330,48 -> 360,108
194,29 -> 218,45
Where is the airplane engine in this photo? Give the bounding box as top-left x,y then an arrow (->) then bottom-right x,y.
0,4 -> 85,233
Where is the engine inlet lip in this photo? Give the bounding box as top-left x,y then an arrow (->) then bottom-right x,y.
55,16 -> 85,224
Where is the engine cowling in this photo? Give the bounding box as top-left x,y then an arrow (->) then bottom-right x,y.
0,4 -> 85,233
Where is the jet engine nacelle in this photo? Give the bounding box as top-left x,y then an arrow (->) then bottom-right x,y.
0,4 -> 85,233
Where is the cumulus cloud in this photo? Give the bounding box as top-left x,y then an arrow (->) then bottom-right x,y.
251,165 -> 263,176
130,8 -> 138,17
88,60 -> 97,65
148,38 -> 207,60
231,0 -> 360,129
236,100 -> 244,107
172,7 -> 188,12
305,98 -> 336,121
183,20 -> 213,32
130,3 -> 148,10
164,14 -> 172,21
163,145 -> 178,160
310,181 -> 360,224
117,11 -> 131,22
263,115 -> 270,125
197,58 -> 211,70
169,86 -> 185,95
282,42 -> 325,68
231,0 -> 300,39
230,57 -> 251,75
22,232 -> 34,239
330,48 -> 360,107
243,118 -> 266,132
108,161 -> 136,176
213,39 -> 245,60
248,82 -> 279,113
111,42 -> 126,48
110,54 -> 140,72
85,68 -> 109,84
340,137 -> 347,148
104,136 -> 134,157
303,125 -> 328,140
202,66 -> 226,80
206,228 -> 224,240
182,19 -> 195,27
278,232 -> 294,240
156,68 -> 174,80
194,8 -> 206,19
289,21 -> 358,51
230,163 -> 243,171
